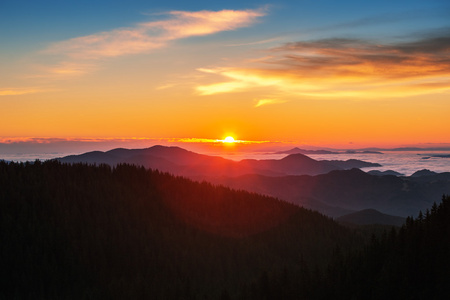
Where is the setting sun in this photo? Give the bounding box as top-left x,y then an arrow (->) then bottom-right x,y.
223,136 -> 235,143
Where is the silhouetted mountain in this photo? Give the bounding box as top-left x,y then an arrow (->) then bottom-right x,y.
56,146 -> 450,218
58,145 -> 381,177
239,153 -> 339,176
61,145 -> 228,168
368,170 -> 403,176
275,147 -> 383,155
336,209 -> 405,226
60,150 -> 119,164
275,147 -> 338,155
321,159 -> 381,169
410,169 -> 438,177
407,171 -> 450,183
213,168 -> 450,217
59,146 -> 259,178
345,150 -> 383,154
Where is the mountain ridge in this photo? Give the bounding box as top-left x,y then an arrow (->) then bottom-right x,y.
57,145 -> 380,177
56,145 -> 450,219
212,169 -> 450,218
336,209 -> 406,226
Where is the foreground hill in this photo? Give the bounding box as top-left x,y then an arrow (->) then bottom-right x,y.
57,145 -> 379,177
0,160 -> 353,299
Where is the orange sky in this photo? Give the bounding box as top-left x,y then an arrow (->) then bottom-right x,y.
1,2 -> 450,153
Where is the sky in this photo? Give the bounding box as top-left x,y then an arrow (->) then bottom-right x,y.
1,0 -> 450,156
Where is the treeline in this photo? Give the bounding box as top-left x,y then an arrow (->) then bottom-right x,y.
255,195 -> 450,299
0,160 -> 353,299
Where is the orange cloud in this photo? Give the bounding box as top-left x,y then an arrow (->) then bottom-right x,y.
153,10 -> 266,39
197,35 -> 450,99
46,62 -> 97,76
0,136 -> 271,145
0,137 -> 151,144
170,137 -> 270,144
0,88 -> 46,96
254,98 -> 287,107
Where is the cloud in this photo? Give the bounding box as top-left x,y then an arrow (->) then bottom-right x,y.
155,83 -> 176,90
172,137 -> 270,144
226,37 -> 281,47
41,8 -> 265,77
45,62 -> 97,76
0,88 -> 46,96
0,136 -> 272,145
197,32 -> 450,99
0,137 -> 162,144
196,67 -> 286,95
254,98 -> 286,107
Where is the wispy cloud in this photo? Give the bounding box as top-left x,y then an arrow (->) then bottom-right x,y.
196,67 -> 285,95
0,136 -> 271,145
197,31 -> 450,99
0,137 -> 150,144
173,137 -> 270,144
41,9 -> 266,77
45,62 -> 97,76
0,88 -> 47,96
226,37 -> 281,47
155,83 -> 177,90
254,98 -> 286,107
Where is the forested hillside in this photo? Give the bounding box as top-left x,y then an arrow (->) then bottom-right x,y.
258,195 -> 450,299
326,195 -> 450,299
1,160 -> 448,299
0,160 -> 353,299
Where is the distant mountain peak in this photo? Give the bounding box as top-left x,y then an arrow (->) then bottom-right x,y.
410,169 -> 438,177
275,148 -> 338,155
368,170 -> 403,176
281,153 -> 314,161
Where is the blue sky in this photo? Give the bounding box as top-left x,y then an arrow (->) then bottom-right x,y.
2,1 -> 448,42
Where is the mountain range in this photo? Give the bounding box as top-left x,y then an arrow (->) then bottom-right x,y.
213,169 -> 450,218
56,145 -> 450,221
57,145 -> 380,178
276,147 -> 383,155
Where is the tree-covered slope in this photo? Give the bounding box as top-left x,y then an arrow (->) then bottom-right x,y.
256,195 -> 450,300
0,160 -> 353,300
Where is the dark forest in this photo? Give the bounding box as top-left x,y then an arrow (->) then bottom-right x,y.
1,160 -> 449,299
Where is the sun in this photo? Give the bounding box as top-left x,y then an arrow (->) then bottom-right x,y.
223,136 -> 235,143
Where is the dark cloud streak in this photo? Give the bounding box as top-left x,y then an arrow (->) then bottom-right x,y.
266,31 -> 450,80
